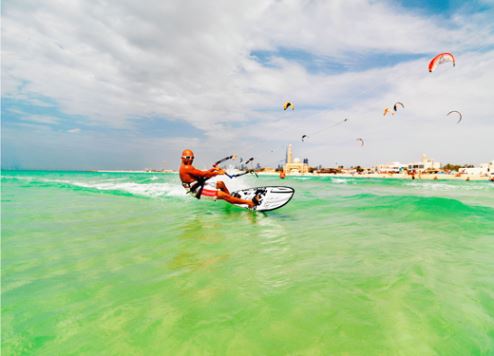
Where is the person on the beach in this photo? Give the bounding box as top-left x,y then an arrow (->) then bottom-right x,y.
179,149 -> 259,208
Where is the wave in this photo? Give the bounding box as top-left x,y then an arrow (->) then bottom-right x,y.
3,175 -> 187,198
404,181 -> 493,191
344,193 -> 494,220
331,178 -> 348,184
2,173 -> 255,200
64,180 -> 187,198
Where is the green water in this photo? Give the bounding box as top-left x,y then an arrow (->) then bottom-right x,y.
2,171 -> 494,355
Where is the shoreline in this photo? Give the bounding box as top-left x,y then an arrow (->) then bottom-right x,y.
276,172 -> 490,181
258,172 -> 492,181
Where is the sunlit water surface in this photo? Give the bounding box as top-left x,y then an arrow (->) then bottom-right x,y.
2,171 -> 494,355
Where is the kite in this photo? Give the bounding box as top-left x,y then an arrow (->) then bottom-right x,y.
384,107 -> 394,117
356,138 -> 365,147
447,110 -> 462,124
393,102 -> 405,112
301,134 -> 308,142
283,101 -> 295,111
332,118 -> 349,126
428,52 -> 456,72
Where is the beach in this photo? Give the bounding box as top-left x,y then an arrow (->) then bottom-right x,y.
2,170 -> 494,354
259,171 -> 493,181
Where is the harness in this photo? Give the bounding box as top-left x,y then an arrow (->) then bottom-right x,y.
182,177 -> 207,199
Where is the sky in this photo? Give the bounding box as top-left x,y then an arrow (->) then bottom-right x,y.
2,0 -> 494,170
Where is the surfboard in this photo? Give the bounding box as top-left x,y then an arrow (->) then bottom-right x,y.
232,186 -> 295,212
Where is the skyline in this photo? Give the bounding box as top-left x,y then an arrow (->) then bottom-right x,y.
2,0 -> 494,170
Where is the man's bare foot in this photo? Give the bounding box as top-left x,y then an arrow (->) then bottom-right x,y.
249,192 -> 263,209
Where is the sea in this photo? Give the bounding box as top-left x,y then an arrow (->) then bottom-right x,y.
2,170 -> 494,355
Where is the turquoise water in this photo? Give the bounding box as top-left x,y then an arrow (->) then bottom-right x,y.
2,171 -> 494,355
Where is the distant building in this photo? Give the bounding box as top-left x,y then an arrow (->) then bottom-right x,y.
407,154 -> 441,172
460,167 -> 483,176
286,144 -> 293,164
376,162 -> 406,174
480,160 -> 494,177
461,160 -> 494,177
284,144 -> 309,174
260,167 -> 276,173
376,154 -> 441,173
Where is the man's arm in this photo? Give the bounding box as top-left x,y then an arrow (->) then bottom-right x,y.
187,166 -> 223,179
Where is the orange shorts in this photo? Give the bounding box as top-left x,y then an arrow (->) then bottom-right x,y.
185,180 -> 217,199
200,188 -> 217,198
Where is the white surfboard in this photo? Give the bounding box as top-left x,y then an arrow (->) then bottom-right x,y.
232,186 -> 295,212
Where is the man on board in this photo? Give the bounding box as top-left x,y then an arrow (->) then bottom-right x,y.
179,149 -> 259,208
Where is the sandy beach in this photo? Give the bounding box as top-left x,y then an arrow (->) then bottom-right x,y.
236,171 -> 494,181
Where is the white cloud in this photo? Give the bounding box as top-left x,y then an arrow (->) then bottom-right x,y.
2,0 -> 493,168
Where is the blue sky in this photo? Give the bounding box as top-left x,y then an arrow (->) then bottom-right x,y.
397,0 -> 491,15
2,0 -> 493,170
250,49 -> 427,75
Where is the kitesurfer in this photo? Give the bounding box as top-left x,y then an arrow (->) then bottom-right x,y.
179,149 -> 259,208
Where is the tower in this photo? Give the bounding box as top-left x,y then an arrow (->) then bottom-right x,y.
286,144 -> 293,164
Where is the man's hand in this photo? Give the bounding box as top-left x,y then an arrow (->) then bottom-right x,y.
208,167 -> 225,175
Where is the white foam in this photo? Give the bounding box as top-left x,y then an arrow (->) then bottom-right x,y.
332,178 -> 348,184
5,173 -> 257,198
405,182 -> 491,191
34,178 -> 187,198
88,182 -> 186,197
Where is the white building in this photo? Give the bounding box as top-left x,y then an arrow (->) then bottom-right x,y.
461,160 -> 494,177
480,160 -> 494,177
459,167 -> 483,176
407,154 -> 441,172
376,162 -> 406,174
283,144 -> 309,174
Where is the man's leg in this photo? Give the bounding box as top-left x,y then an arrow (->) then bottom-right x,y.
217,190 -> 255,208
216,181 -> 255,208
216,181 -> 231,195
